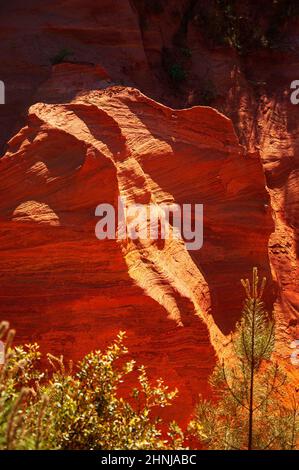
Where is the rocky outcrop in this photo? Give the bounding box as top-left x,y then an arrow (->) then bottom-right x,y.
0,0 -> 298,422
0,86 -> 273,422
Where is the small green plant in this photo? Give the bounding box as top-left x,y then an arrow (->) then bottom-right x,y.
0,324 -> 183,450
1,270 -> 297,450
50,48 -> 73,65
169,63 -> 186,83
189,268 -> 299,450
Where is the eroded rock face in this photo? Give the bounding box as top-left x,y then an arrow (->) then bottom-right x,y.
0,86 -> 273,423
0,0 -> 298,423
223,53 -> 299,358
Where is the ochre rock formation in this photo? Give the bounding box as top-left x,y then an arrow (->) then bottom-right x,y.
0,0 -> 298,424
0,86 -> 273,423
226,57 -> 299,363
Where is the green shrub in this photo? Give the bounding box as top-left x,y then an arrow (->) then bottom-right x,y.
1,270 -> 297,450
0,326 -> 184,450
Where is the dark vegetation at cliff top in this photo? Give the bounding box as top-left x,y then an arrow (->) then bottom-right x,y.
129,0 -> 299,106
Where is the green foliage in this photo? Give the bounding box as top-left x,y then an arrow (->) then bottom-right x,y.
0,326 -> 183,450
50,48 -> 73,65
193,0 -> 240,49
161,44 -> 190,86
1,269 -> 297,450
193,0 -> 299,53
168,63 -> 187,83
189,268 -> 299,450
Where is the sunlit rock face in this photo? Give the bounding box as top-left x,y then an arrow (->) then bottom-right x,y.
224,54 -> 299,361
0,0 -> 298,427
0,86 -> 273,423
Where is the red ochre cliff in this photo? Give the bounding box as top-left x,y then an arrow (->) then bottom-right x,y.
0,0 -> 298,424
0,86 -> 273,424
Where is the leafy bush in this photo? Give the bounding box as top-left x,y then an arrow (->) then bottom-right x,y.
0,326 -> 184,450
1,270 -> 297,450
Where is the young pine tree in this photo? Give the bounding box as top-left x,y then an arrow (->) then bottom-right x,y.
189,268 -> 298,450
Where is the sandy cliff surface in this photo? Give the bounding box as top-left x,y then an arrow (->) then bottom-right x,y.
0,0 -> 298,422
